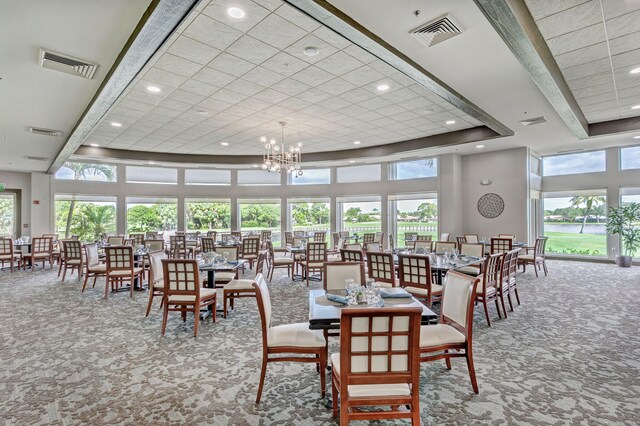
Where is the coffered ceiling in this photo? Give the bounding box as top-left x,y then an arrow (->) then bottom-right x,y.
524,0 -> 640,124
83,0 -> 486,156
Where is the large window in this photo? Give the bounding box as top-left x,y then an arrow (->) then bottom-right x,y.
542,151 -> 606,176
126,197 -> 177,235
339,196 -> 381,236
185,199 -> 231,232
185,169 -> 231,185
238,170 -> 280,186
239,199 -> 281,244
126,166 -> 177,185
620,146 -> 640,170
543,191 -> 607,256
288,198 -> 330,242
290,168 -> 330,185
390,193 -> 438,248
55,162 -> 117,182
620,188 -> 640,255
0,193 -> 16,237
55,195 -> 116,241
336,164 -> 381,183
390,158 -> 437,180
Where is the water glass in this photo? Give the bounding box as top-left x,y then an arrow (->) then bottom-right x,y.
223,251 -> 229,262
345,279 -> 356,295
365,278 -> 375,290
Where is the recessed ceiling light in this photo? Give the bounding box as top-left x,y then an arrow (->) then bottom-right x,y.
377,84 -> 389,91
349,160 -> 356,163
90,143 -> 100,147
634,135 -> 640,139
423,109 -> 433,114
303,46 -> 319,56
630,67 -> 640,74
252,164 -> 259,168
0,135 -> 8,140
227,7 -> 245,19
446,120 -> 456,125
148,161 -> 155,165
476,144 -> 485,148
196,110 -> 209,115
221,142 -> 229,146
110,122 -> 122,127
353,141 -> 361,145
147,85 -> 161,93
632,104 -> 640,110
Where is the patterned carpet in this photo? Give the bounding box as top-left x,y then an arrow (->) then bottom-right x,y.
1,260 -> 639,425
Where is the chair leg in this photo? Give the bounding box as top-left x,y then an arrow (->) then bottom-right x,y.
181,307 -> 187,322
223,293 -> 228,319
319,350 -> 327,399
482,299 -> 491,327
57,261 -> 63,277
256,358 -> 268,403
542,261 -> 548,276
194,309 -> 199,337
466,348 -> 479,394
92,275 -> 98,288
533,262 -> 539,277
104,277 -> 110,299
507,291 -> 514,312
514,287 -> 521,305
444,350 -> 452,370
495,299 -> 502,319
82,274 -> 89,292
161,301 -> 168,336
61,266 -> 67,282
331,376 -> 339,418
145,291 -> 154,317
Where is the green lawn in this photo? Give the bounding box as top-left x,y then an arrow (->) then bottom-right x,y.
544,231 -> 606,256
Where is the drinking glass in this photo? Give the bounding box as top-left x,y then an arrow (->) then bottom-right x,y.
365,278 -> 375,290
223,251 -> 229,263
345,279 -> 355,295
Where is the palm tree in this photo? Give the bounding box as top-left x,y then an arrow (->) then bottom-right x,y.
570,195 -> 606,234
64,163 -> 115,238
79,204 -> 116,241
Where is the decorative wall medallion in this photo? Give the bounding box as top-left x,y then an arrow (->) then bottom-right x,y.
477,193 -> 504,218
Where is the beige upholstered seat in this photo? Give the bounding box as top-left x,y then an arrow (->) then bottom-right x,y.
517,236 -> 548,277
82,243 -> 106,292
145,250 -> 166,317
420,271 -> 480,394
168,288 -> 217,303
331,307 -> 422,424
104,246 -> 144,299
253,273 -> 326,403
267,241 -> 293,281
223,252 -> 267,318
404,283 -> 443,297
59,240 -> 83,281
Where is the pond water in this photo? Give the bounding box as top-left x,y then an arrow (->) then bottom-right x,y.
544,223 -> 606,235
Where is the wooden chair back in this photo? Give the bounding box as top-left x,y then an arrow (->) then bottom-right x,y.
464,234 -> 479,244
498,234 -> 516,240
148,250 -> 166,290
252,273 -> 273,331
363,233 -> 376,243
242,237 -> 261,258
62,240 -> 83,262
43,233 -> 59,241
440,233 -> 450,242
206,230 -> 217,239
314,231 -> 327,242
129,233 -> 145,246
105,246 -> 134,272
456,236 -> 466,245
340,249 -> 363,263
374,232 -> 384,243
324,261 -> 365,291
491,237 -> 513,254
214,246 -> 239,261
338,231 -> 349,239
398,253 -> 432,293
284,231 -> 294,246
332,232 -> 340,248
366,252 -> 396,286
364,241 -> 381,252
293,230 -> 305,238
434,242 -> 456,253
219,233 -> 232,243
161,259 -> 202,299
459,243 -> 484,258
200,237 -> 216,253
534,237 -> 548,257
440,271 -> 479,338
480,253 -> 504,293
231,231 -> 242,240
124,238 -> 135,246
503,248 -> 520,287
0,238 -> 14,256
32,237 -> 53,256
344,243 -> 362,251
107,236 -> 124,245
144,240 -> 164,251
255,251 -> 268,275
416,235 -> 432,242
169,234 -> 186,258
404,232 -> 417,243
306,242 -> 327,263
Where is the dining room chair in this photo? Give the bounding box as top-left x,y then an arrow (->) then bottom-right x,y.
59,240 -> 83,281
362,233 -> 376,243
161,259 -> 217,337
81,243 -> 106,293
365,251 -> 396,287
434,242 -> 456,253
440,233 -> 451,242
323,261 -> 365,291
404,232 -> 417,245
497,249 -> 518,316
129,233 -> 145,246
209,246 -> 240,287
331,306 -> 422,425
464,234 -> 479,244
303,242 -> 327,286
343,243 -> 362,251
504,248 -> 522,310
23,236 -> 53,271
416,235 -> 432,242
374,231 -> 384,244
363,241 -> 381,253
253,273 -> 327,403
332,232 -> 340,249
199,237 -> 216,254
145,250 -> 166,317
420,270 -> 480,394
518,236 -> 548,277
123,238 -> 135,247
490,237 -> 513,254
106,236 -> 124,246
340,248 -> 363,263
144,239 -> 164,251
222,252 -> 267,318
205,230 -> 217,240
339,231 -> 350,239
457,243 -> 485,277
456,236 -> 466,245
266,240 -> 294,281
397,253 -> 441,307
388,234 -> 395,252
169,234 -> 187,259
414,240 -> 433,253
314,231 -> 327,242
0,238 -> 21,272
475,252 -> 505,326
104,246 -> 143,299
260,230 -> 272,249
241,236 -> 261,269
293,230 -> 306,238
498,233 -> 516,240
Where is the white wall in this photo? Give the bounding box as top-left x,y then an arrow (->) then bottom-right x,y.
0,170 -> 32,237
461,147 -> 530,242
30,172 -> 53,236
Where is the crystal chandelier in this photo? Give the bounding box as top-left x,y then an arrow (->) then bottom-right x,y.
260,121 -> 303,177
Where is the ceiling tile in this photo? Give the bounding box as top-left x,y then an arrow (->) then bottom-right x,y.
312,26 -> 351,50
167,89 -> 206,105
605,10 -> 640,39
343,44 -> 377,64
183,14 -> 244,50
270,77 -> 312,96
296,88 -> 333,103
535,1 -> 601,40
167,36 -> 221,65
284,34 -> 339,64
225,78 -> 267,97
209,88 -> 248,104
545,23 -> 605,56
241,66 -> 286,87
201,0 -> 271,33
207,52 -> 256,76
561,57 -> 611,81
252,88 -> 290,104
261,51 -> 309,76
143,68 -> 189,88
179,79 -> 220,97
290,66 -> 335,85
192,67 -> 236,87
338,88 -> 377,103
226,35 -> 280,65
316,78 -> 358,96
341,66 -> 386,86
275,3 -> 321,32
314,51 -> 364,76
524,0 -> 592,21
154,53 -> 203,78
609,31 -> 640,56
247,13 -> 307,50
555,42 -> 609,69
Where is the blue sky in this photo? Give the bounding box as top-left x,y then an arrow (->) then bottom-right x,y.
543,151 -> 605,176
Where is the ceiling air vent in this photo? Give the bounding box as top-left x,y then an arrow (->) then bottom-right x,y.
30,127 -> 64,137
25,156 -> 51,162
39,49 -> 98,80
519,116 -> 547,126
411,15 -> 462,47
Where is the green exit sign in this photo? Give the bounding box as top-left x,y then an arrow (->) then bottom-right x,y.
0,183 -> 5,192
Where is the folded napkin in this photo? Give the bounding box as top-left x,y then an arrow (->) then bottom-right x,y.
227,260 -> 238,265
380,288 -> 412,298
326,293 -> 349,305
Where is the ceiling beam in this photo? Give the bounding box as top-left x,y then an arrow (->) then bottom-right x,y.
284,0 -> 513,138
46,0 -> 200,174
473,0 -> 590,139
74,125 -> 501,165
